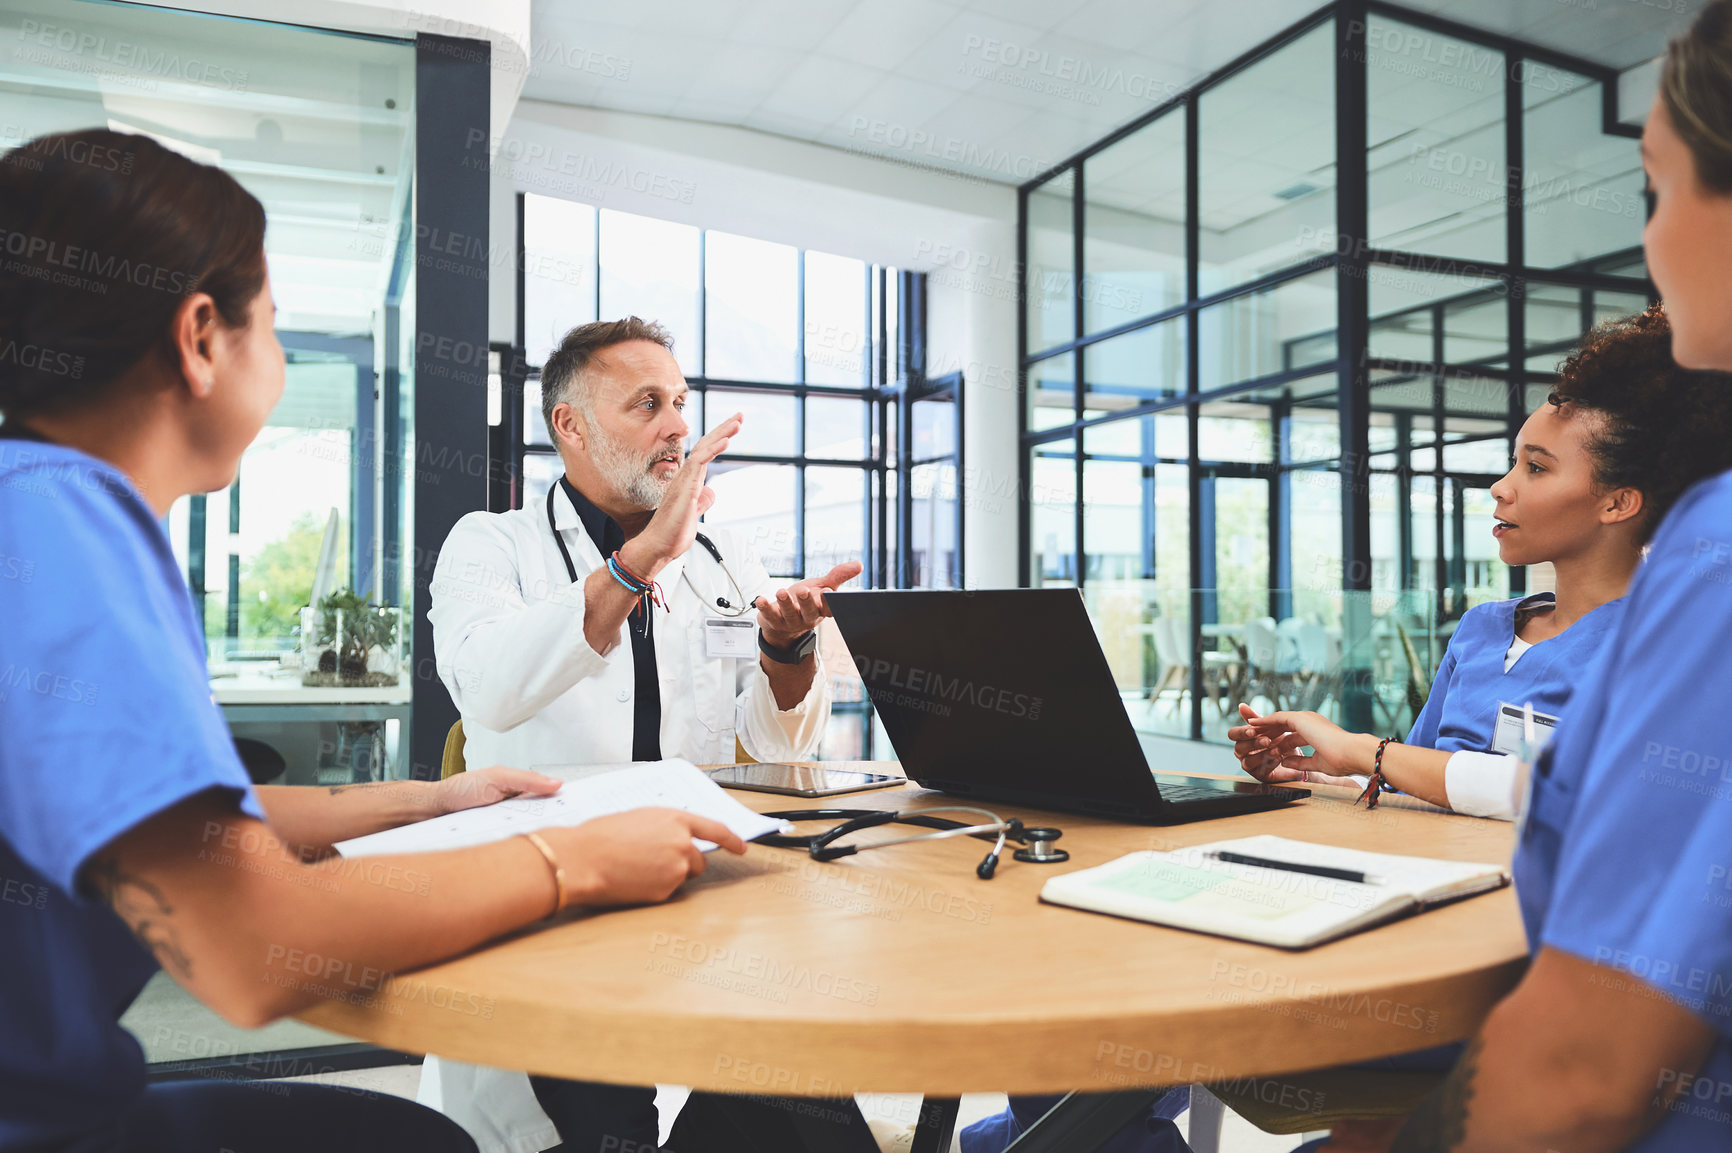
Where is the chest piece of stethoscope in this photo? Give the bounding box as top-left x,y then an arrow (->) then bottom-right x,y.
1013,827 -> 1069,864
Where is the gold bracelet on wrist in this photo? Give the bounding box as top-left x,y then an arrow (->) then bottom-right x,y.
520,832 -> 568,917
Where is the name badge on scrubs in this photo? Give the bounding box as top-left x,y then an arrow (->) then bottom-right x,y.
1499,702 -> 1554,844
1493,702 -> 1558,757
704,617 -> 756,659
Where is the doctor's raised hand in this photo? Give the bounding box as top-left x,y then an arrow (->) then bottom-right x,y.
614,411 -> 742,579
577,411 -> 741,657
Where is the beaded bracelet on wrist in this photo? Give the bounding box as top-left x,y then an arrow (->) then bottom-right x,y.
1357,736 -> 1401,810
607,550 -> 666,617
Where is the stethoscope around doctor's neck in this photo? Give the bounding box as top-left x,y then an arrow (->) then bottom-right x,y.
544,484 -> 755,617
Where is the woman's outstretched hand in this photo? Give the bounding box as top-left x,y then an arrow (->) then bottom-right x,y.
1229,703 -> 1309,782
1229,704 -> 1376,784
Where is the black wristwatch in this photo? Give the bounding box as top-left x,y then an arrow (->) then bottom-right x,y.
758,629 -> 818,664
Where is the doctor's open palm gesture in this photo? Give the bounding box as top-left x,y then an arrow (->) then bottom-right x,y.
757,562 -> 865,646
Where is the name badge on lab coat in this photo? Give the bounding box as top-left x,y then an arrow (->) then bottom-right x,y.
704,618 -> 756,659
1493,702 -> 1558,756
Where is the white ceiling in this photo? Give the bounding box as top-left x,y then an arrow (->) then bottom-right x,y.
1397,0 -> 1692,72
525,0 -> 1695,188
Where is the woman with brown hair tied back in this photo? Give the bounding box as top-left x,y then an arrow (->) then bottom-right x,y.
0,130 -> 748,1153
1345,0 -> 1732,1149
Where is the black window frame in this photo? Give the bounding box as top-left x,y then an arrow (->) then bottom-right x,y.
1017,0 -> 1656,741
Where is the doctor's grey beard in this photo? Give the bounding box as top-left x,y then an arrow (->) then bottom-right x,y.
589,424 -> 680,510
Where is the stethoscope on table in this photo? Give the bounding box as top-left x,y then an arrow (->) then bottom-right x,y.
545,485 -> 756,621
759,807 -> 1070,880
547,486 -> 1071,879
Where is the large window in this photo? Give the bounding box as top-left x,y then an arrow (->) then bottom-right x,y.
1022,6 -> 1653,743
516,195 -> 950,758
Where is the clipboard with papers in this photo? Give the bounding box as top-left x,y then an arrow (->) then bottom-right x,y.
333,759 -> 791,858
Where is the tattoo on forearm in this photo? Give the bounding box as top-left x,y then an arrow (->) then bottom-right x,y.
1391,1036 -> 1482,1152
86,857 -> 194,980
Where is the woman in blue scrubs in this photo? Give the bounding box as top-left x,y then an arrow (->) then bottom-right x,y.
1228,306 -> 1720,820
0,130 -> 746,1153
1367,2 -> 1732,1148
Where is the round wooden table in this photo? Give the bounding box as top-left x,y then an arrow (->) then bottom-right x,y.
300,765 -> 1526,1100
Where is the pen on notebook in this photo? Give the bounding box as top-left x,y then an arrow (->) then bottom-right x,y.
1208,850 -> 1384,885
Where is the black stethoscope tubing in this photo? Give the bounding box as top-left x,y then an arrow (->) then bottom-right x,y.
546,483 -> 584,583
760,806 -> 1030,878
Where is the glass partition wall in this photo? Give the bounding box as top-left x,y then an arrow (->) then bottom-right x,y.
1021,3 -> 1653,742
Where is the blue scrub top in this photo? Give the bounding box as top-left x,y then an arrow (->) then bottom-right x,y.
1406,592 -> 1624,752
1515,467 -> 1732,1150
0,437 -> 264,1151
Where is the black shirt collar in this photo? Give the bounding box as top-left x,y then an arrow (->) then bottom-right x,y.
558,476 -> 625,555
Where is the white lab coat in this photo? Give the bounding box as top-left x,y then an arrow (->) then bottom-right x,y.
418,487 -> 831,1153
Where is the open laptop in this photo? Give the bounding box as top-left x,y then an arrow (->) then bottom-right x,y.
825,588 -> 1308,824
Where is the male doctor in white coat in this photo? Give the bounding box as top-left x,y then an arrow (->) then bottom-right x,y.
421,316 -> 875,1153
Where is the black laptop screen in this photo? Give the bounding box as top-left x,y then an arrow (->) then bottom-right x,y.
825,589 -> 1162,817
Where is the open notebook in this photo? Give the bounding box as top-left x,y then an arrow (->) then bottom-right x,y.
1039,834 -> 1508,949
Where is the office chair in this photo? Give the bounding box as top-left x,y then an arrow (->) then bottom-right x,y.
1190,1069 -> 1445,1148
233,737 -> 287,785
441,720 -> 466,779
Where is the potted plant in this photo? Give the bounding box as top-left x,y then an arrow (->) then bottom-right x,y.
299,589 -> 401,687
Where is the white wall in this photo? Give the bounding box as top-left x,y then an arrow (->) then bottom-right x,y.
493,101 -> 1025,585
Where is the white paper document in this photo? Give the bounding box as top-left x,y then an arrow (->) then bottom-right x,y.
334,759 -> 789,858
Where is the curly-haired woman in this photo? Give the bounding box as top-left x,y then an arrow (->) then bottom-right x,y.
1229,304 -> 1732,821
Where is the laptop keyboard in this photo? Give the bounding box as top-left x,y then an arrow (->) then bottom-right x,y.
1160,783 -> 1238,804
1153,774 -> 1289,805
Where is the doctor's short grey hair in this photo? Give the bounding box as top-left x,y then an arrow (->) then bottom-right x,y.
539,316 -> 675,442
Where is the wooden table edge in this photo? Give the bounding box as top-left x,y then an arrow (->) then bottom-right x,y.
297,763 -> 1526,1094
